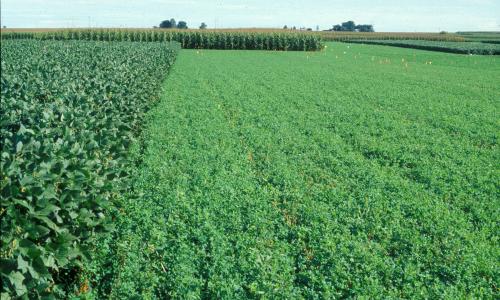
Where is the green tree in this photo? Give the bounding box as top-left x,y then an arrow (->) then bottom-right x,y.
356,24 -> 375,32
177,21 -> 188,29
341,21 -> 356,31
200,22 -> 207,29
332,24 -> 342,31
159,20 -> 172,28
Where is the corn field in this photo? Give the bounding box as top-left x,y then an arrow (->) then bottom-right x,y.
0,29 -> 324,51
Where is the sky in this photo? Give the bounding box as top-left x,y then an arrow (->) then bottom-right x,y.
1,0 -> 499,32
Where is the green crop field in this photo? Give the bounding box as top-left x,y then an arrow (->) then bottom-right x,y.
0,29 -> 323,51
457,31 -> 500,43
2,39 -> 499,299
85,43 -> 499,298
346,39 -> 500,55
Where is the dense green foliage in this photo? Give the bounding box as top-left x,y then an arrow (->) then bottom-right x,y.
90,43 -> 499,298
347,39 -> 500,55
0,29 -> 323,51
0,40 -> 179,298
159,18 -> 188,29
328,20 -> 374,32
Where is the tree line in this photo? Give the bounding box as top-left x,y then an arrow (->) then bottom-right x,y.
327,21 -> 374,32
282,21 -> 374,32
158,19 -> 373,32
158,18 -> 208,30
159,18 -> 188,29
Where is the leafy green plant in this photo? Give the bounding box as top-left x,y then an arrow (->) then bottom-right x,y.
0,40 -> 179,298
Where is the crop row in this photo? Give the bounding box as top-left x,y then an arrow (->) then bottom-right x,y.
0,40 -> 179,298
346,39 -> 500,55
319,31 -> 466,42
0,30 -> 323,51
457,31 -> 500,42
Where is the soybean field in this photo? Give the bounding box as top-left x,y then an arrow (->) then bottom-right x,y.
1,40 -> 179,298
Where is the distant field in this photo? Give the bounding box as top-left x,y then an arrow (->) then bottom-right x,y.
87,42 -> 499,298
1,28 -> 468,42
0,27 -> 291,32
319,31 -> 466,41
347,40 -> 500,55
457,31 -> 500,43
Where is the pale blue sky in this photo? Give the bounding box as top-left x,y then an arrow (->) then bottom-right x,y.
1,0 -> 499,31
